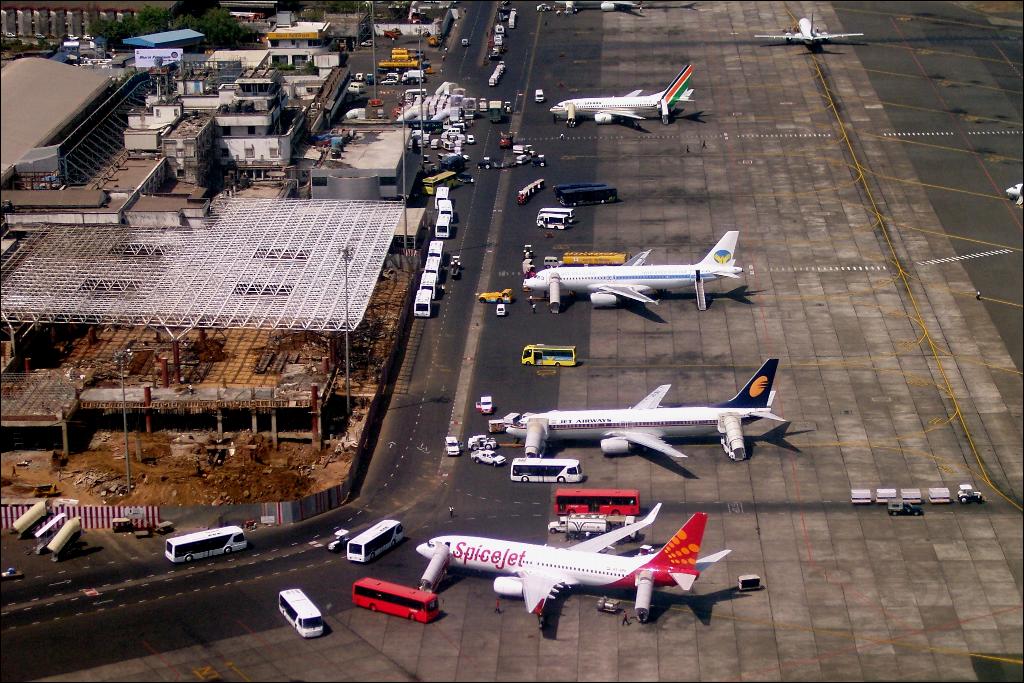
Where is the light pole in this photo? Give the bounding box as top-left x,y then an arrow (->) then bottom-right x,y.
113,349 -> 133,491
341,246 -> 353,414
369,1 -> 378,103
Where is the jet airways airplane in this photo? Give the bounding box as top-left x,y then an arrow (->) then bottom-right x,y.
506,359 -> 784,461
415,504 -> 731,623
549,64 -> 694,126
553,0 -> 643,12
523,231 -> 741,311
755,16 -> 863,49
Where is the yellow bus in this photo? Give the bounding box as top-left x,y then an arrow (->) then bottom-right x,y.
521,344 -> 577,367
422,171 -> 460,196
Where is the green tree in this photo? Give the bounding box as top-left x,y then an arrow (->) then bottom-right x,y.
174,8 -> 252,48
135,6 -> 172,35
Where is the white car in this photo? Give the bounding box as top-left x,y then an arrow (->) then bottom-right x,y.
354,72 -> 365,82
537,4 -> 552,12
381,76 -> 400,85
467,434 -> 498,450
360,39 -> 373,47
471,449 -> 507,466
445,436 -> 462,456
476,395 -> 494,414
465,134 -> 476,144
496,303 -> 507,316
327,528 -> 350,553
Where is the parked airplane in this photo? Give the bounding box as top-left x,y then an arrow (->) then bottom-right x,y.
523,231 -> 740,311
553,0 -> 643,12
755,16 -> 863,49
415,504 -> 731,623
506,359 -> 784,461
549,64 -> 694,126
1007,183 -> 1022,206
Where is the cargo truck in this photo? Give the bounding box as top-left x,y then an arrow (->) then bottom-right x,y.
489,101 -> 505,123
547,513 -> 638,540
377,58 -> 420,71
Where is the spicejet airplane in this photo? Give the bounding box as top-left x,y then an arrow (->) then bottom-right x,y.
549,64 -> 694,126
415,504 -> 731,623
506,359 -> 784,461
522,231 -> 741,311
755,16 -> 863,49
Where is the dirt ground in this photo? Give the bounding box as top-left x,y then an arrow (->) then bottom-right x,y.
1,428 -> 355,506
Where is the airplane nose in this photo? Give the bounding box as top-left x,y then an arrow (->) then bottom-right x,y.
415,542 -> 432,558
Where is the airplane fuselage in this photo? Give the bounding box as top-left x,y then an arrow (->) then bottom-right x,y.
415,536 -> 679,589
523,264 -> 741,295
550,95 -> 664,120
506,406 -> 768,443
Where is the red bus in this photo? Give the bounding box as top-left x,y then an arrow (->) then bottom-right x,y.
352,577 -> 440,623
554,488 -> 641,516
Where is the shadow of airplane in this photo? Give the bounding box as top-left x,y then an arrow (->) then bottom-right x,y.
647,586 -> 745,625
750,421 -> 812,456
634,449 -> 699,479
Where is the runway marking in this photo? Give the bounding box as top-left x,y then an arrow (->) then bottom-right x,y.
917,249 -> 1012,265
769,264 -> 889,272
882,130 -> 1021,136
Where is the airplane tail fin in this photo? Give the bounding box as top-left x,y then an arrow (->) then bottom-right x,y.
660,64 -> 694,106
714,359 -> 779,410
644,512 -> 707,572
698,231 -> 739,268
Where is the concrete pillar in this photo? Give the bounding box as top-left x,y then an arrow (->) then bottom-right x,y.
271,409 -> 279,449
87,327 -> 97,345
172,339 -> 181,383
23,357 -> 31,373
310,384 -> 319,444
251,410 -> 258,433
143,386 -> 153,433
160,357 -> 169,388
217,408 -> 224,439
61,422 -> 69,457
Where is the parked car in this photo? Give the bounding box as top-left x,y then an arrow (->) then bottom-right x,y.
445,436 -> 462,456
496,303 -> 508,316
456,173 -> 474,184
465,134 -> 476,145
887,500 -> 924,516
354,72 -> 365,82
327,528 -> 351,553
381,76 -> 400,85
471,450 -> 507,466
461,38 -> 470,46
477,289 -> 513,303
360,39 -> 373,47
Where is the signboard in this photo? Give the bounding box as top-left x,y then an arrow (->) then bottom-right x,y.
268,31 -> 320,40
134,48 -> 182,68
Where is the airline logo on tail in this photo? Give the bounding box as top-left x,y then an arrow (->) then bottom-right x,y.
748,375 -> 769,398
662,64 -> 694,106
644,512 -> 707,570
713,249 -> 732,264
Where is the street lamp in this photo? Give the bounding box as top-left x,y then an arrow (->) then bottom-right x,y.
341,246 -> 353,415
112,349 -> 133,491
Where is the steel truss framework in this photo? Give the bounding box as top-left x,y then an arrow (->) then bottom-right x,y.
1,199 -> 405,332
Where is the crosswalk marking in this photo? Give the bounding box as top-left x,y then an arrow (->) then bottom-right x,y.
917,249 -> 1012,266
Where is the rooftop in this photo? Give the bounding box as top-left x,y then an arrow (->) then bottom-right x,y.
124,29 -> 205,49
319,128 -> 408,171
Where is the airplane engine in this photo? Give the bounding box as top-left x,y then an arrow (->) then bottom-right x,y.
493,576 -> 524,598
594,112 -> 615,124
600,437 -> 632,455
524,417 -> 549,456
418,543 -> 450,592
718,413 -> 747,461
634,570 -> 654,623
549,276 -> 562,313
600,2 -> 617,10
590,292 -> 619,308
784,32 -> 793,42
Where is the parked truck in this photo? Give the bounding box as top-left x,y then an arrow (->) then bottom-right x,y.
489,100 -> 505,123
547,513 -> 638,540
561,252 -> 630,266
377,58 -> 420,71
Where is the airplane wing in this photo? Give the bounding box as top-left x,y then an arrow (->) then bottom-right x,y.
597,109 -> 645,121
606,430 -> 687,459
570,503 -> 662,553
516,570 -> 576,613
753,34 -> 791,40
623,249 -> 652,267
822,32 -> 863,39
595,283 -> 658,304
632,384 -> 671,410
622,89 -> 643,97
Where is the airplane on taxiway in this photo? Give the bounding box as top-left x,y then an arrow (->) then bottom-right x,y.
550,0 -> 643,13
506,359 -> 784,461
755,16 -> 863,49
522,231 -> 741,310
416,504 -> 731,623
549,64 -> 694,126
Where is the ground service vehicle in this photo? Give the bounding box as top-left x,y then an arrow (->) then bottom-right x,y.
537,212 -> 571,229
554,488 -> 641,516
164,526 -> 247,563
478,288 -> 513,303
434,213 -> 451,239
496,303 -> 508,316
428,240 -> 444,260
352,577 -> 440,623
511,458 -> 583,483
490,101 -> 505,122
468,434 -> 498,450
279,589 -> 324,638
887,500 -> 924,516
471,450 -> 507,466
347,520 -> 404,562
547,514 -> 638,539
327,528 -> 351,552
424,255 -> 441,276
562,251 -> 629,265
499,132 -> 514,148
419,272 -> 439,299
377,58 -> 419,70
521,344 -> 577,366
445,436 -> 462,456
535,88 -> 545,102
437,198 -> 454,218
476,395 -> 495,414
957,484 -> 985,503
554,183 -> 617,206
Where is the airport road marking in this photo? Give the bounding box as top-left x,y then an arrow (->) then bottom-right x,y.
882,129 -> 1021,136
917,249 -> 1013,266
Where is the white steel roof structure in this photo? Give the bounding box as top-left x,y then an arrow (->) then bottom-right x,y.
1,199 -> 405,332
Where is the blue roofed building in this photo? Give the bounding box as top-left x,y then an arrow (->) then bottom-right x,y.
124,29 -> 204,49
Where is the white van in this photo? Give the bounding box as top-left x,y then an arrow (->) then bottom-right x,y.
405,88 -> 427,102
414,289 -> 433,318
495,24 -> 506,35
347,82 -> 367,96
434,185 -> 450,206
424,255 -> 442,276
435,213 -> 452,239
402,70 -> 424,84
537,213 -> 571,229
278,589 -> 324,638
427,240 -> 444,260
437,198 -> 454,218
430,137 -> 440,150
534,89 -> 545,103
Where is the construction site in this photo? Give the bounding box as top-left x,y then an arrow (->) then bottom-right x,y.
1,198 -> 414,507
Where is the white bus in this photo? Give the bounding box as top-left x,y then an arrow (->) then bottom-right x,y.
510,458 -> 583,483
424,255 -> 442,276
428,240 -> 444,260
437,198 -> 454,218
509,9 -> 517,28
537,207 -> 575,220
347,519 -> 404,563
434,185 -> 450,206
414,289 -> 433,317
278,589 -> 324,638
164,525 -> 247,563
435,213 -> 452,239
537,213 -> 572,229
420,271 -> 439,299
